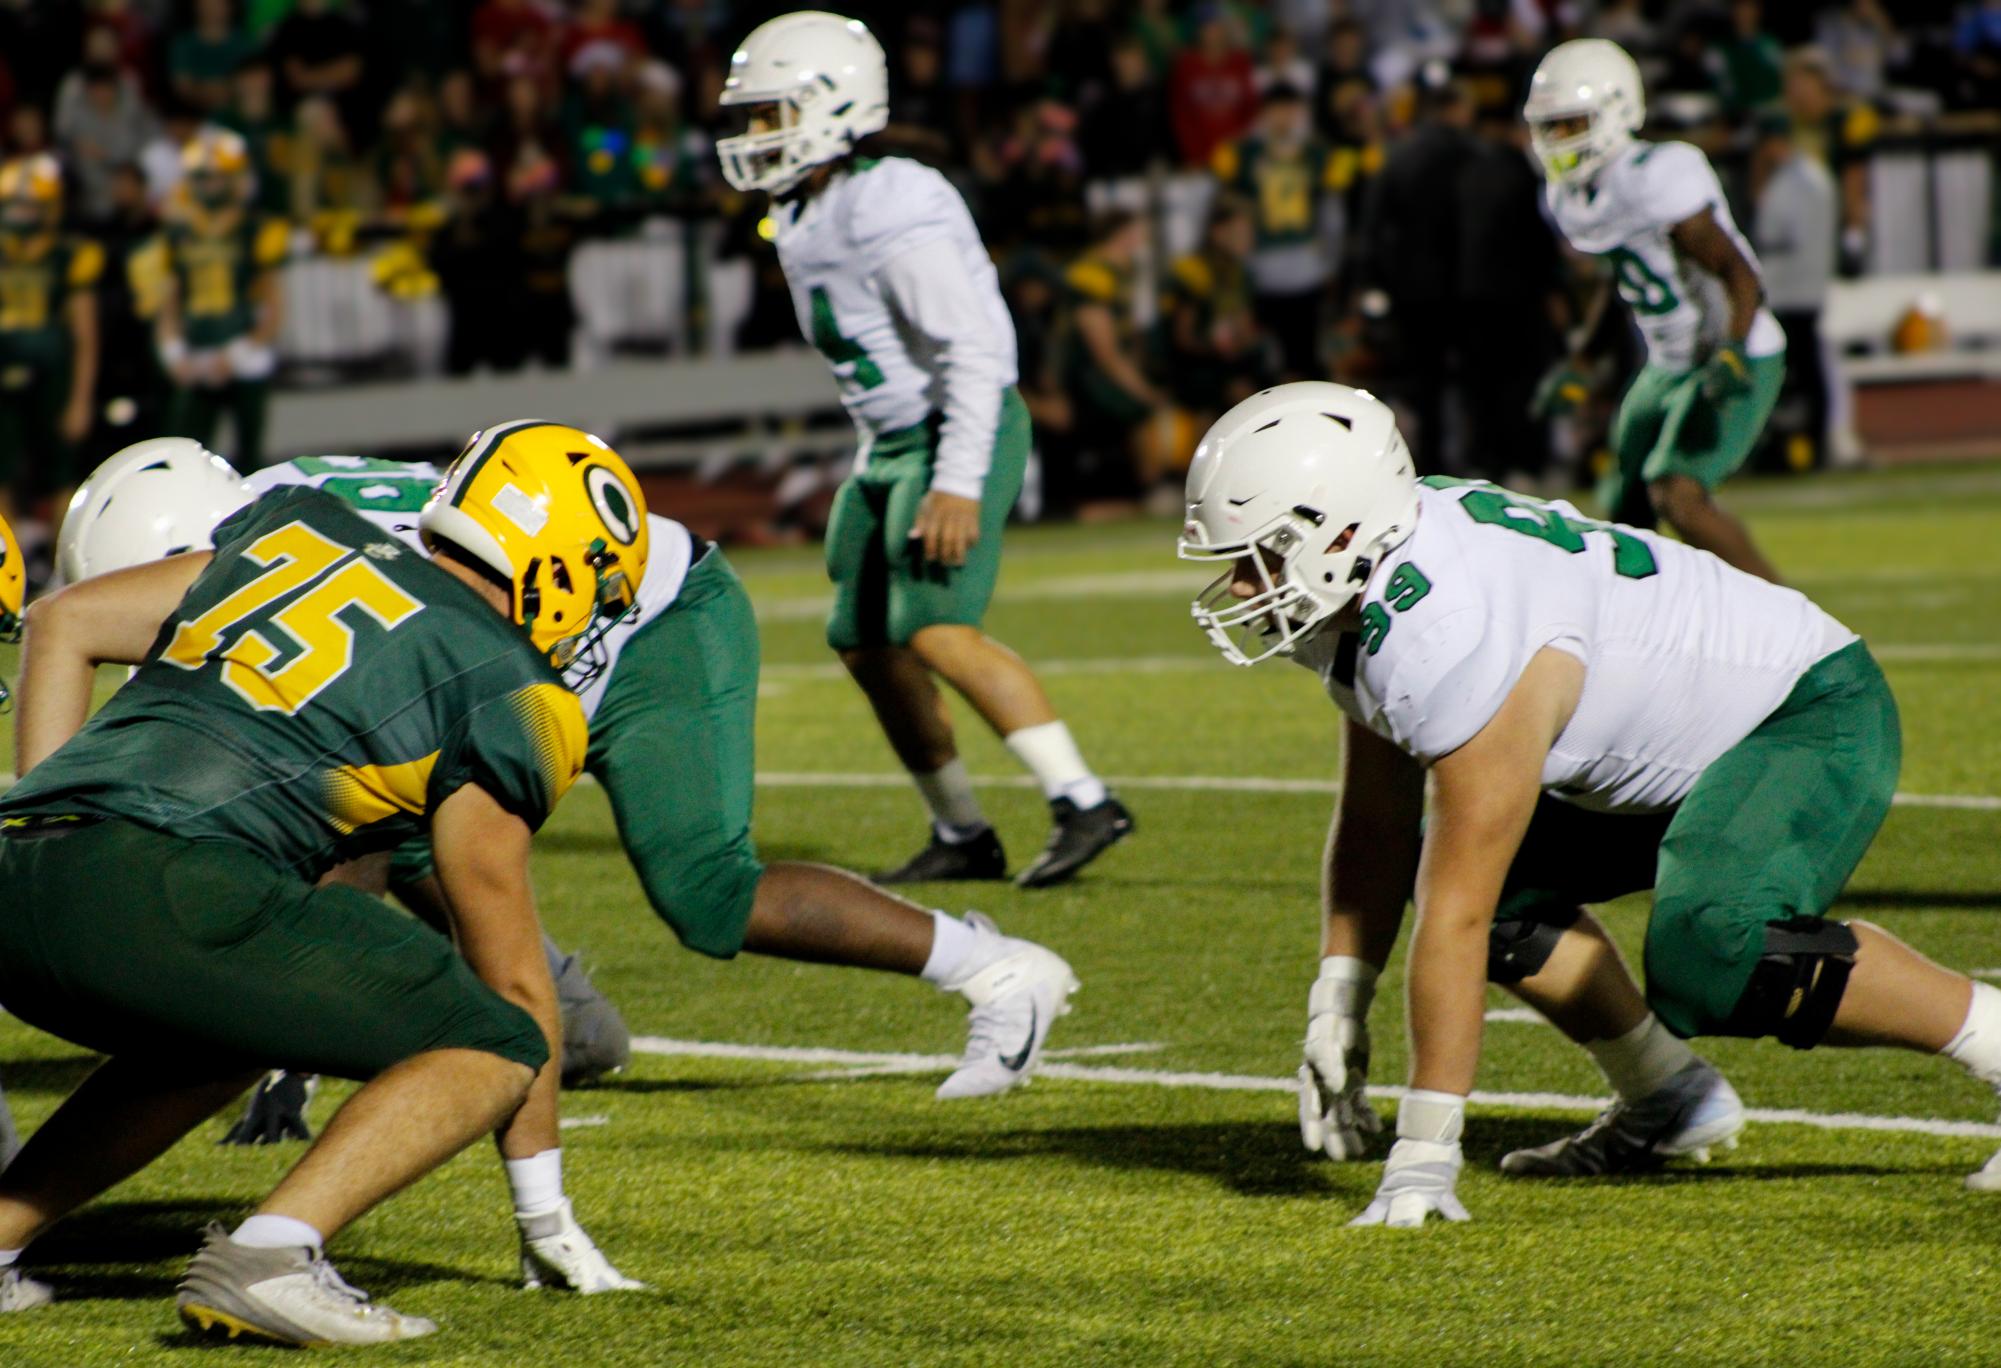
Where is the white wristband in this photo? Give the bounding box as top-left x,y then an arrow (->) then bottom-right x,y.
1395,1089 -> 1466,1144
1311,955 -> 1378,1018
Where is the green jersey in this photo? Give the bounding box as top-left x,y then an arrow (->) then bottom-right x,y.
0,233 -> 102,370
160,211 -> 289,348
2,487 -> 588,881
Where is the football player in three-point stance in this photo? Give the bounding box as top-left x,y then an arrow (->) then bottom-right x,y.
1527,39 -> 1785,584
717,12 -> 1134,889
59,436 -> 1081,1118
1180,382 -> 2001,1227
0,429 -> 645,1339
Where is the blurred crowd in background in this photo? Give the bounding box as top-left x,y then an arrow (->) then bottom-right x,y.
1,0 -> 1999,531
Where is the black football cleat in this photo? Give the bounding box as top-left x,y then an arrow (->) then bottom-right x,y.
873,826 -> 1008,884
1015,796 -> 1134,889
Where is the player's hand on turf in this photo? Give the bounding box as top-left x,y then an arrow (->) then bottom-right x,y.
518,1200 -> 646,1294
909,491 -> 981,567
1348,1137 -> 1470,1229
1299,1010 -> 1381,1161
1531,357 -> 1591,418
1701,344 -> 1752,402
219,1070 -> 316,1145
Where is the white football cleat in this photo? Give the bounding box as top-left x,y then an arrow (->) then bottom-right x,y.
936,913 -> 1078,1100
1500,1059 -> 1745,1177
0,1266 -> 52,1313
1965,1148 -> 2001,1193
177,1224 -> 436,1345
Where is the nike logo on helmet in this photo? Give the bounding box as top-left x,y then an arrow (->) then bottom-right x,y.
1226,495 -> 1256,507
1001,1003 -> 1039,1072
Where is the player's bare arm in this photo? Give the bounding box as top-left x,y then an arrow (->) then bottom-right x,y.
15,552 -> 210,774
1410,645 -> 1584,1097
61,286 -> 97,449
1669,206 -> 1763,352
1324,718 -> 1424,966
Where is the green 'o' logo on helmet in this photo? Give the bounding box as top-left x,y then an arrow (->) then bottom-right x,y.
585,466 -> 640,545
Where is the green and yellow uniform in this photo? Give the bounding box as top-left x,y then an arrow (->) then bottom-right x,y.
161,208 -> 289,468
0,486 -> 585,1077
1158,248 -> 1258,411
1063,250 -> 1147,428
0,232 -> 101,490
1211,133 -> 1340,374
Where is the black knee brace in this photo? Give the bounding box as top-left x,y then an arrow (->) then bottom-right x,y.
1722,917 -> 1859,1049
1486,907 -> 1582,985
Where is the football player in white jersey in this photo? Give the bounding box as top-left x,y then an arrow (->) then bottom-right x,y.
716,11 -> 1133,888
1527,39 -> 1785,584
1181,383 -> 2001,1227
54,437 -> 1081,1123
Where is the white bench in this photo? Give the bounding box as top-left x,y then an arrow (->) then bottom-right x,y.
1823,271 -> 2001,384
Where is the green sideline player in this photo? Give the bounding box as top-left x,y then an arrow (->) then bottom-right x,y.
60,436 -> 1082,1120
1181,381 -> 2001,1228
1527,38 -> 1786,583
0,426 -> 648,1340
717,11 -> 1134,887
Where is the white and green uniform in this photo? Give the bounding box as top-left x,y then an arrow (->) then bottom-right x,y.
1546,141 -> 1786,520
1293,478 -> 1897,1038
772,155 -> 1030,649
249,456 -> 762,956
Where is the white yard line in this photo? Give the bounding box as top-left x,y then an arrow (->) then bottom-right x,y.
1484,1008 -> 1550,1025
752,770 -> 2001,811
628,1036 -> 2001,1141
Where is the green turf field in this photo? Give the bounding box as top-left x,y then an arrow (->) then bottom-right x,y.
5,464 -> 2001,1365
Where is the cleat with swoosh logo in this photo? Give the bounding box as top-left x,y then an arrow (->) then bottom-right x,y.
936,913 -> 1078,1099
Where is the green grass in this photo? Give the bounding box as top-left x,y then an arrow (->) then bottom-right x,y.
7,463 -> 2001,1365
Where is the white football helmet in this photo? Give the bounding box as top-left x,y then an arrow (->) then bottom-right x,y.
1180,383 -> 1419,666
716,10 -> 889,195
59,437 -> 251,582
1523,38 -> 1644,185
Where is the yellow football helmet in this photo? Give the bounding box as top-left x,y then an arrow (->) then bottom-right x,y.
0,509 -> 25,710
182,127 -> 251,209
0,153 -> 61,234
419,420 -> 650,679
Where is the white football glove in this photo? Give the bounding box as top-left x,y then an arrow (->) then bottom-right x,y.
1299,957 -> 1383,1161
1349,1090 -> 1470,1229
517,1200 -> 646,1293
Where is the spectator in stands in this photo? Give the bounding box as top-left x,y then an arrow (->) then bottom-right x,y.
54,27 -> 158,224
7,104 -> 52,160
1455,100 -> 1562,484
1060,209 -> 1165,510
170,0 -> 254,116
1752,110 -> 1838,469
1170,5 -> 1258,169
1003,252 -> 1072,449
1158,192 -> 1264,419
493,71 -> 562,194
437,68 -> 489,158
266,0 -> 370,141
564,43 -> 637,213
431,147 -> 514,375
982,96 -> 1088,257
156,127 -> 288,468
1079,35 -> 1169,179
290,93 -> 376,229
473,0 -> 563,87
1212,84 -> 1340,381
137,98 -> 204,213
0,153 -> 101,527
565,0 -> 648,70
1783,47 -> 1875,276
627,61 -> 710,217
90,159 -> 167,462
1717,0 -> 1784,117
885,17 -> 956,165
509,146 -> 576,371
1587,0 -> 1655,54
1815,0 -> 1899,102
1953,0 -> 2001,110
1317,18 -> 1374,115
223,62 -> 292,218
375,86 -> 444,216
1356,75 -> 1475,473
1256,27 -> 1316,101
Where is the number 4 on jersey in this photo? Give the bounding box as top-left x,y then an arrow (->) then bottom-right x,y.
809,286 -> 884,391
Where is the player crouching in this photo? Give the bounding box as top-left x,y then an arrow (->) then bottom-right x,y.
0,429 -> 647,1339
1180,382 -> 2001,1226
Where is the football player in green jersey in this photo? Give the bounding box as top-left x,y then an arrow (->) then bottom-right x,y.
154,128 -> 287,471
0,427 -> 647,1341
0,154 -> 101,527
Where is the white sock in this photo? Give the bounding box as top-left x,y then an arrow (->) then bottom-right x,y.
912,759 -> 986,838
920,910 -> 981,987
1944,982 -> 2001,1087
504,1148 -> 565,1218
1586,1014 -> 1699,1101
1004,720 -> 1107,810
231,1214 -> 325,1252
0,1248 -> 19,1269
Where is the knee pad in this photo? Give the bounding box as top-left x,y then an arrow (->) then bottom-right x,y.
1486,907 -> 1581,985
1721,917 -> 1859,1049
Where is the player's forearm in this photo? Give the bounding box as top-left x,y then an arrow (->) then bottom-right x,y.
1570,272 -> 1613,360
1404,899 -> 1490,1096
495,992 -> 563,1160
1322,824 -> 1414,966
15,598 -> 100,776
928,359 -> 1003,501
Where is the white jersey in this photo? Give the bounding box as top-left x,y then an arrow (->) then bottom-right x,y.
1546,140 -> 1784,371
1292,480 -> 1855,813
772,156 -> 1018,499
248,456 -> 695,723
